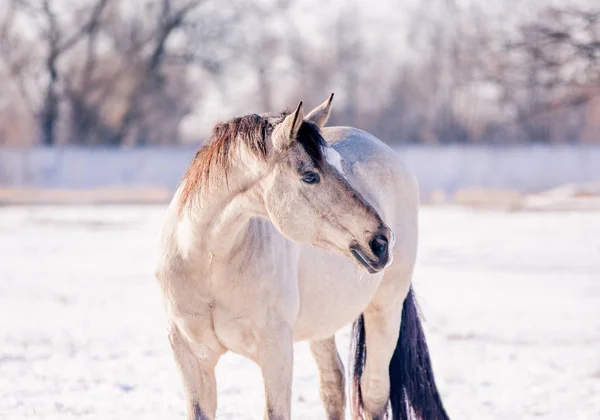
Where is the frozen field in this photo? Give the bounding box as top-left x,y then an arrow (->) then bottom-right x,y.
1,205 -> 599,419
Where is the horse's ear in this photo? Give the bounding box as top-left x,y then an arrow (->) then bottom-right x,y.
273,101 -> 304,150
305,93 -> 334,128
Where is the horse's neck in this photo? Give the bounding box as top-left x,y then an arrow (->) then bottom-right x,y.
176,169 -> 269,266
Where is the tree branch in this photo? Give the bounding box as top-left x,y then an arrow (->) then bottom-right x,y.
56,0 -> 110,55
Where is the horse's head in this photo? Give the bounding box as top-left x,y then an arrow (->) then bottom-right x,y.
261,95 -> 394,273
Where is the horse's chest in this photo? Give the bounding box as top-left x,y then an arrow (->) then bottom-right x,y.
293,247 -> 383,341
211,305 -> 261,359
208,267 -> 300,359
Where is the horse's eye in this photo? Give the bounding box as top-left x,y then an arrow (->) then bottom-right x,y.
302,172 -> 320,184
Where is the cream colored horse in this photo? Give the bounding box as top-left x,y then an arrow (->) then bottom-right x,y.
155,94 -> 449,420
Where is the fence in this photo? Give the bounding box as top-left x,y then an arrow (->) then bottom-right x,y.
1,146 -> 600,199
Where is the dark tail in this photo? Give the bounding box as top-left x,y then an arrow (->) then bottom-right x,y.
351,287 -> 449,419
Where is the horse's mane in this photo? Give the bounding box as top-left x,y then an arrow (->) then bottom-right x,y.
178,111 -> 326,214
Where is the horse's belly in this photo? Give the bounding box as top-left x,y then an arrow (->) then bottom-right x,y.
292,245 -> 383,342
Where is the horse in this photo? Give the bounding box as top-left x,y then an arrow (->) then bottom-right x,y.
155,94 -> 449,420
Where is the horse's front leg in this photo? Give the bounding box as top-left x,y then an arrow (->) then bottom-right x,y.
168,318 -> 225,420
257,325 -> 294,420
309,337 -> 346,420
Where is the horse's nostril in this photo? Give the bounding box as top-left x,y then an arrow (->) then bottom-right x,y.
369,235 -> 388,260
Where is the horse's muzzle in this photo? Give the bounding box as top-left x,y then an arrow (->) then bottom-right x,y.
349,227 -> 394,273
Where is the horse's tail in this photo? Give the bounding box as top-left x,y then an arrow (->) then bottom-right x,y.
351,286 -> 449,419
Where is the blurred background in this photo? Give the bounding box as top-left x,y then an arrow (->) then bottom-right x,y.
1,1 -> 599,419
2,0 -> 600,147
1,0 -> 600,207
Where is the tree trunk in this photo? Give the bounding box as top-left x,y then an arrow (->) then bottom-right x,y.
41,56 -> 59,146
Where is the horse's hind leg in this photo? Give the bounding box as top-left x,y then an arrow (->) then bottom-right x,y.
309,337 -> 346,420
358,271 -> 411,419
168,319 -> 225,420
359,307 -> 403,419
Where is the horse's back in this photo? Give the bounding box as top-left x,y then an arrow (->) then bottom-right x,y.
323,126 -> 395,163
323,126 -> 419,217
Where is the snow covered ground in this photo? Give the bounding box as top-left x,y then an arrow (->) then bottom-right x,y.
1,205 -> 599,419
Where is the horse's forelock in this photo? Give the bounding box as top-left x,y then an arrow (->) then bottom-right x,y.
297,120 -> 327,169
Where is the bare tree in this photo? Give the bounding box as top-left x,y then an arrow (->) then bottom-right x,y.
25,0 -> 109,145
472,5 -> 600,142
107,1 -> 201,145
1,0 -> 599,146
1,0 -> 234,146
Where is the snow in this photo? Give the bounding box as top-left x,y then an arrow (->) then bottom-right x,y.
1,205 -> 599,419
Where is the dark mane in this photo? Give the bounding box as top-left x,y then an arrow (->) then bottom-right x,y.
177,111 -> 326,214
